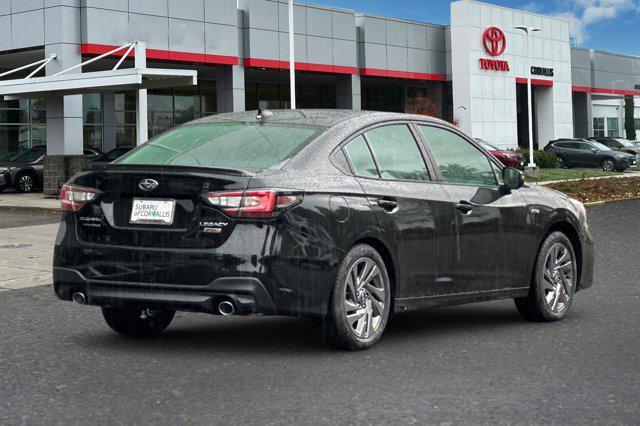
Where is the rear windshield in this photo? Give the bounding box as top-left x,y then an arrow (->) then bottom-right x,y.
115,123 -> 324,170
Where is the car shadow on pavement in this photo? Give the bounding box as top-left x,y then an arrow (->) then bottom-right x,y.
73,301 -> 529,354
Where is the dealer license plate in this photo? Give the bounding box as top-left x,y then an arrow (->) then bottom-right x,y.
130,199 -> 175,225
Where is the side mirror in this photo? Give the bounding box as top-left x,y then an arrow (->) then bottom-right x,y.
502,167 -> 523,190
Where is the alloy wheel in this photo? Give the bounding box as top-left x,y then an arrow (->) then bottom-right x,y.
557,157 -> 565,168
542,242 -> 574,314
18,175 -> 33,192
602,160 -> 615,172
343,257 -> 386,339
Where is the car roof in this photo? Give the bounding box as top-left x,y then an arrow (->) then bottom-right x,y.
189,109 -> 451,128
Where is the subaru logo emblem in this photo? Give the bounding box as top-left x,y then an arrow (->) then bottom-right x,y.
139,178 -> 159,191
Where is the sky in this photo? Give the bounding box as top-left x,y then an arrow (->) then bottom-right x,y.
314,0 -> 640,57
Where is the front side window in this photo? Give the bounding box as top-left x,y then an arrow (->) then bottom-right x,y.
343,135 -> 378,178
591,141 -> 611,151
364,125 -> 429,181
117,123 -> 323,171
418,125 -> 496,186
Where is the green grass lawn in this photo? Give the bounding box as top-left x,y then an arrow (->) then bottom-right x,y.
526,167 -> 638,183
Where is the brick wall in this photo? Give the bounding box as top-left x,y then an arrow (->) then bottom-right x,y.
43,155 -> 84,197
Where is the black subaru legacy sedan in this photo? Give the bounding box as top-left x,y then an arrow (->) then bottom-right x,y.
53,110 -> 594,350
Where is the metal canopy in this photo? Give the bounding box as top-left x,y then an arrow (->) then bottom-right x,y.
0,67 -> 197,99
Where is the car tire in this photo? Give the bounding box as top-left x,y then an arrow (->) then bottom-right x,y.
514,231 -> 577,322
321,244 -> 392,351
601,159 -> 616,172
556,156 -> 567,169
102,307 -> 175,337
0,185 -> 5,193
14,172 -> 36,193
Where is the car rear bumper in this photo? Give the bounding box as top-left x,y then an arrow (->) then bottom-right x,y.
53,217 -> 341,317
54,267 -> 278,315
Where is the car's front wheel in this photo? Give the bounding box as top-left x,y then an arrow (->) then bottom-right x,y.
321,244 -> 391,350
602,159 -> 616,172
515,231 -> 577,322
102,307 -> 175,337
14,173 -> 36,193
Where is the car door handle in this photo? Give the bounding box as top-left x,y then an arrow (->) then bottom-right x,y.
455,200 -> 474,214
377,199 -> 398,212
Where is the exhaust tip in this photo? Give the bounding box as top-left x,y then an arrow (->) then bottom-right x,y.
72,291 -> 87,305
218,300 -> 235,316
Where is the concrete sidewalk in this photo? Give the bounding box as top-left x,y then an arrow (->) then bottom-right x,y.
0,191 -> 60,211
0,223 -> 58,291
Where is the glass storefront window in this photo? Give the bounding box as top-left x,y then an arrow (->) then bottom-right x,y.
83,93 -> 103,150
607,117 -> 619,137
0,98 -> 46,157
593,118 -> 605,137
245,81 -> 336,111
115,91 -> 137,147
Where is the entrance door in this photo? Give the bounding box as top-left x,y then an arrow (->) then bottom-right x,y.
516,83 -> 538,150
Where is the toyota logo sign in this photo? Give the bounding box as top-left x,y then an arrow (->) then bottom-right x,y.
483,27 -> 506,56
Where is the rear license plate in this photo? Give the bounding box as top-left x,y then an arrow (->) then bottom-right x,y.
130,199 -> 175,225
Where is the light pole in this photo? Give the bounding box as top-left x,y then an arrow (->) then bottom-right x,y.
288,0 -> 296,109
515,25 -> 541,176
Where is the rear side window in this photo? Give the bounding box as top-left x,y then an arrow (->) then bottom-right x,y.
418,125 -> 497,186
116,123 -> 323,170
364,125 -> 429,181
343,135 -> 379,178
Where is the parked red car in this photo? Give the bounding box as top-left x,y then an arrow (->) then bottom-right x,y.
476,139 -> 525,169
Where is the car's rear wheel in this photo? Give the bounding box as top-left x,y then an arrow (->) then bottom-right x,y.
601,159 -> 616,172
0,185 -> 5,193
102,307 -> 175,337
556,156 -> 567,169
321,244 -> 391,350
515,231 -> 577,322
14,173 -> 35,193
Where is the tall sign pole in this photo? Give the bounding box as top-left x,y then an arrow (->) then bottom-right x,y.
289,0 -> 296,109
515,25 -> 541,175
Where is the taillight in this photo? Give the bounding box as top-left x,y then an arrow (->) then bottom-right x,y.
60,184 -> 98,212
203,189 -> 303,218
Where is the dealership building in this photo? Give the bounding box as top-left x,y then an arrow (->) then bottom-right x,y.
0,0 -> 639,194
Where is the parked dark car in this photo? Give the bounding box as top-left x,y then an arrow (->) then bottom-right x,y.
53,110 -> 594,350
0,147 -> 102,193
544,138 -> 636,171
476,139 -> 525,168
593,137 -> 640,161
89,146 -> 135,166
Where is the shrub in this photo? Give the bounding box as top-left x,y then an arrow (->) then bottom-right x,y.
517,149 -> 557,169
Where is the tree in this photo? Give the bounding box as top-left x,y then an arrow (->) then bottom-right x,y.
624,96 -> 636,141
405,95 -> 438,117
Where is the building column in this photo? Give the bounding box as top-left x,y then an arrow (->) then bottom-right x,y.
336,74 -> 361,110
43,43 -> 83,196
217,63 -> 245,113
102,91 -> 116,152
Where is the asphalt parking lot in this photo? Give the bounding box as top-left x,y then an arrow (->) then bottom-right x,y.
0,200 -> 638,424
